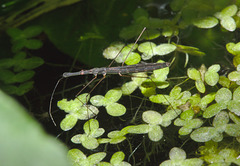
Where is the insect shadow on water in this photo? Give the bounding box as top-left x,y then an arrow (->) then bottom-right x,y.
49,27 -> 172,127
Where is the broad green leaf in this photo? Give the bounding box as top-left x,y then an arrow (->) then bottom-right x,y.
187,68 -> 201,80
227,100 -> 240,116
229,112 -> 240,125
148,125 -> 163,141
81,136 -> 99,150
212,111 -> 229,130
106,103 -> 126,116
16,81 -> 34,96
25,39 -> 43,49
218,76 -> 230,88
220,4 -> 238,17
71,134 -> 84,144
179,127 -> 192,135
190,127 -> 217,142
90,95 -> 105,106
226,42 -> 238,55
138,42 -> 156,58
199,92 -> 215,110
195,80 -> 205,93
110,151 -> 125,165
169,147 -> 186,160
204,71 -> 219,86
60,114 -> 78,131
121,81 -> 138,95
220,16 -> 236,32
142,110 -> 162,125
153,43 -> 176,56
88,152 -> 106,165
228,71 -> 240,81
183,159 -> 203,166
233,86 -> 240,100
105,88 -> 122,103
20,57 -> 44,70
23,26 -> 43,38
174,118 -> 185,126
203,102 -> 227,118
225,124 -> 240,137
0,58 -> 14,68
215,88 -> 232,103
193,17 -> 218,28
208,64 -> 220,72
103,43 -> 125,60
124,52 -> 141,65
180,109 -> 194,120
14,70 -> 35,83
0,90 -> 70,166
6,28 -> 23,40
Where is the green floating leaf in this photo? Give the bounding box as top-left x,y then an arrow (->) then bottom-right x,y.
204,71 -> 219,86
148,125 -> 163,141
169,147 -> 186,160
153,43 -> 176,56
138,42 -> 156,60
6,28 -> 23,40
212,111 -> 229,131
225,124 -> 240,137
106,103 -> 126,116
228,71 -> 240,81
233,86 -> 240,100
220,4 -> 238,17
105,88 -> 122,103
0,58 -> 14,69
218,76 -> 230,88
220,16 -> 236,32
121,81 -> 138,95
23,26 -> 43,38
203,102 -> 227,118
103,42 -> 125,61
90,95 -> 105,107
193,17 -> 218,28
227,100 -> 240,116
25,39 -> 43,49
110,151 -> 125,165
215,88 -> 232,103
187,68 -> 201,80
0,90 -> 70,166
142,110 -> 162,125
60,114 -> 78,131
190,127 -> 218,142
124,52 -> 141,65
195,80 -> 205,93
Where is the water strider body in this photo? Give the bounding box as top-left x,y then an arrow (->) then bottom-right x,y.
63,62 -> 170,78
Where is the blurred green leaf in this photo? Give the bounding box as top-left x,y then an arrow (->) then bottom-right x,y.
0,90 -> 70,166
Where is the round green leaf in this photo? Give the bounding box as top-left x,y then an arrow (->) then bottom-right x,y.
227,100 -> 240,116
193,17 -> 218,28
142,110 -> 162,125
138,42 -> 156,60
169,147 -> 186,160
208,64 -> 220,72
60,114 -> 78,131
75,105 -> 99,120
106,103 -> 126,116
218,76 -> 230,88
153,43 -> 176,56
187,68 -> 201,80
23,26 -> 43,38
105,88 -> 122,103
180,109 -> 194,120
148,125 -> 163,142
228,71 -> 240,81
90,95 -> 105,106
124,52 -> 141,65
215,88 -> 232,103
205,71 -> 219,86
179,127 -> 192,135
83,119 -> 99,134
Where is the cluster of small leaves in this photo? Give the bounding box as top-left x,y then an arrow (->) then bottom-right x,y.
198,141 -> 240,165
0,26 -> 44,95
68,149 -> 131,166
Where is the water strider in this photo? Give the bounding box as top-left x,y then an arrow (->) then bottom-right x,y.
49,27 -> 171,126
